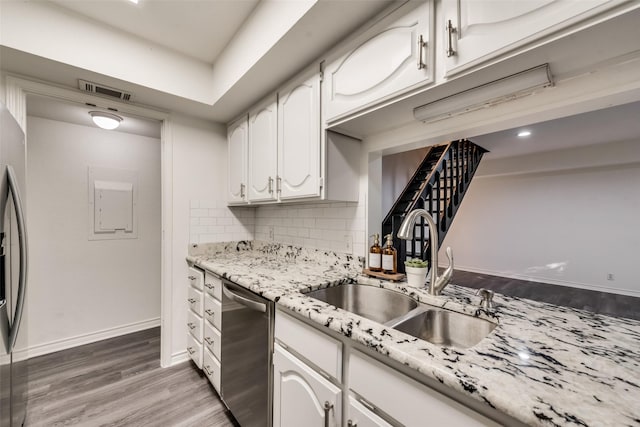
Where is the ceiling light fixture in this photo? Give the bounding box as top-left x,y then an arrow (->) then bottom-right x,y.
128,0 -> 139,4
89,111 -> 123,130
414,64 -> 553,123
517,130 -> 532,137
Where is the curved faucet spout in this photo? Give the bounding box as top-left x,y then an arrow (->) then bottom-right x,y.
397,209 -> 454,296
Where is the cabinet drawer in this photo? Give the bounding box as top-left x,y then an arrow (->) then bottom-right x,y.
348,395 -> 393,427
204,272 -> 222,300
187,310 -> 203,343
275,310 -> 342,381
188,266 -> 204,291
187,286 -> 203,316
349,351 -> 500,427
186,333 -> 202,369
203,321 -> 221,360
203,348 -> 221,393
204,294 -> 222,329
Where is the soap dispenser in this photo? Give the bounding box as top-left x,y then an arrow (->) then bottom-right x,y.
369,233 -> 382,272
382,233 -> 397,274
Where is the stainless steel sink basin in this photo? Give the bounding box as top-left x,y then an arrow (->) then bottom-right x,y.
392,308 -> 497,349
304,285 -> 418,324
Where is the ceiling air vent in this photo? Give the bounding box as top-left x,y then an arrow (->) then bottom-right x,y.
78,79 -> 132,101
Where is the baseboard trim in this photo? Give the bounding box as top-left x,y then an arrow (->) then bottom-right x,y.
170,350 -> 190,367
16,318 -> 161,360
449,264 -> 640,297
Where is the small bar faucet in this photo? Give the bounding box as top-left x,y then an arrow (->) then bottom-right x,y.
397,209 -> 454,295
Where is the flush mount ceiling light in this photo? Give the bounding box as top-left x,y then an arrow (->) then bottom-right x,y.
414,64 -> 553,123
89,111 -> 123,130
517,130 -> 532,137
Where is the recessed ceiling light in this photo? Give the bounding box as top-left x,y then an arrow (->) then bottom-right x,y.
128,0 -> 139,4
517,130 -> 532,137
89,111 -> 123,130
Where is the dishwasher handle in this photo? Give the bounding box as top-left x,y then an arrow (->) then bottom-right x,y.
222,283 -> 266,313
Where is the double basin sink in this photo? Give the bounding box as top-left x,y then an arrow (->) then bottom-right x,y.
304,284 -> 496,349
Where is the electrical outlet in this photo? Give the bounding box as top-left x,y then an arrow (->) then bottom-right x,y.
607,273 -> 615,281
344,234 -> 353,253
268,225 -> 275,241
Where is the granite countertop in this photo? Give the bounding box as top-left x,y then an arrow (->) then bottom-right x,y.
187,241 -> 640,427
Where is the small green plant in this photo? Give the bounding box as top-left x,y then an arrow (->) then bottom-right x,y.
404,258 -> 428,268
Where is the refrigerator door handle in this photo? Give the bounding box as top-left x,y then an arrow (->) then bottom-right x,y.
0,298 -> 9,354
6,165 -> 28,352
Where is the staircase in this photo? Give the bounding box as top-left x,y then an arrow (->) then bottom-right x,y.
382,139 -> 487,273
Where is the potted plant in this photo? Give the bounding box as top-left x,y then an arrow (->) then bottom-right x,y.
404,258 -> 428,287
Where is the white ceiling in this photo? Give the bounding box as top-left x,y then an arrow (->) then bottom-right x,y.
26,94 -> 162,139
471,100 -> 640,159
48,0 -> 259,64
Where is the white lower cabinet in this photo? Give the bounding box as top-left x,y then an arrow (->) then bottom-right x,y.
202,347 -> 221,392
349,351 -> 500,427
273,344 -> 341,427
186,267 -> 205,368
347,396 -> 393,427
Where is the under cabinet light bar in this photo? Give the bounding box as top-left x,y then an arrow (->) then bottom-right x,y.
414,64 -> 553,123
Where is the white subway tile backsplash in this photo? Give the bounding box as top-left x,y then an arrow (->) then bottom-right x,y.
190,197 -> 365,256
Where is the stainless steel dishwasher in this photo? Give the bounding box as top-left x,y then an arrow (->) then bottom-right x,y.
221,280 -> 274,427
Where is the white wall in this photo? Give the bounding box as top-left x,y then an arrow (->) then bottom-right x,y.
24,116 -> 161,356
170,114 -> 228,361
442,140 -> 640,296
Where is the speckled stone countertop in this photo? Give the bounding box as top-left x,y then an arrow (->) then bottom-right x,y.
187,241 -> 640,427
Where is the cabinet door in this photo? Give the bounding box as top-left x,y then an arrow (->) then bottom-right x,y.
323,1 -> 432,122
347,396 -> 393,427
227,116 -> 248,204
248,96 -> 278,202
443,0 -> 615,76
273,344 -> 341,427
278,69 -> 321,200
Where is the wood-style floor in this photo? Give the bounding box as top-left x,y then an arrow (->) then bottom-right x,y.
25,327 -> 237,427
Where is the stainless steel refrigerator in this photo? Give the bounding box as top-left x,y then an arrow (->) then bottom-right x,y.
0,101 -> 29,427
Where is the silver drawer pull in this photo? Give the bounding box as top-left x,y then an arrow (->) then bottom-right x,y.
347,421 -> 357,427
188,275 -> 196,280
187,323 -> 196,330
203,365 -> 213,376
205,309 -> 214,316
204,337 -> 214,346
188,298 -> 196,304
187,346 -> 195,355
323,401 -> 333,427
205,283 -> 214,289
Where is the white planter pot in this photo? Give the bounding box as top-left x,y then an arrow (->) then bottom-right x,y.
405,266 -> 428,287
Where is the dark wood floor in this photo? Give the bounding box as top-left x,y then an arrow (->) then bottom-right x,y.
452,270 -> 640,320
25,327 -> 237,427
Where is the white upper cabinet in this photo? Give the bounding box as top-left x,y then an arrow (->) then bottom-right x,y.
442,0 -> 619,76
323,1 -> 433,123
248,96 -> 278,203
277,68 -> 321,200
227,116 -> 248,205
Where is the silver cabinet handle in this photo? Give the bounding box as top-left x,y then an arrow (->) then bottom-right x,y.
446,19 -> 457,57
240,183 -> 245,199
187,323 -> 196,330
188,298 -> 196,304
323,401 -> 333,427
187,346 -> 195,355
203,365 -> 213,376
205,309 -> 214,316
205,283 -> 214,289
6,165 -> 28,352
204,337 -> 214,346
188,275 -> 196,280
347,421 -> 357,427
276,175 -> 282,193
268,176 -> 274,193
417,34 -> 426,70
